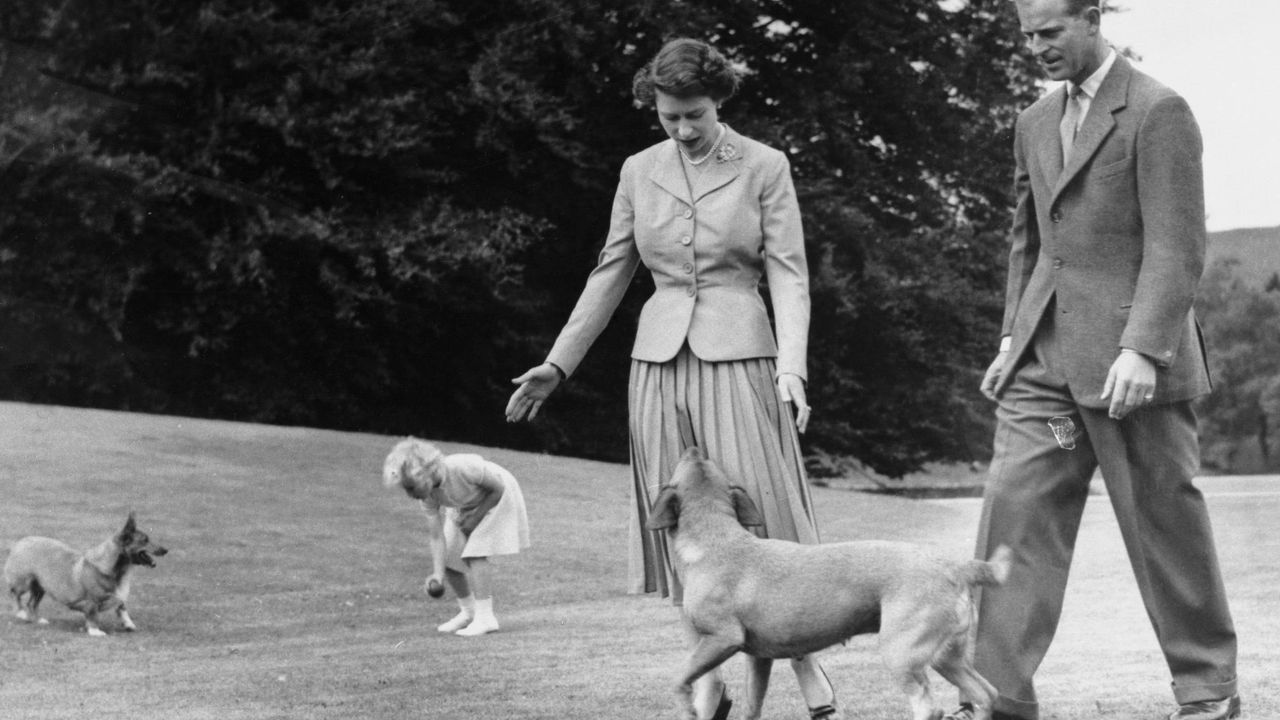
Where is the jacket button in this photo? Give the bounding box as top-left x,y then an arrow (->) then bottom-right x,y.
1053,258 -> 1064,269
686,285 -> 696,297
1051,210 -> 1063,223
680,235 -> 692,246
683,209 -> 694,219
682,263 -> 694,274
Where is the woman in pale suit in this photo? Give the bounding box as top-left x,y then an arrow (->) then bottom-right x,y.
505,38 -> 838,720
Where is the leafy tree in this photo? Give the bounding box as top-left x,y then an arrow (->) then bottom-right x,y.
3,0 -> 1048,476
1195,258 -> 1280,472
2,1 -> 551,443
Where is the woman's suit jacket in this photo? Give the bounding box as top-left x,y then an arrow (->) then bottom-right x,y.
994,55 -> 1212,406
546,126 -> 810,381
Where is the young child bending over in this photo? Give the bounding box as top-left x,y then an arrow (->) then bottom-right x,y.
382,438 -> 530,636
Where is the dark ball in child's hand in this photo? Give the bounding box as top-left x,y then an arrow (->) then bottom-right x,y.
426,578 -> 445,598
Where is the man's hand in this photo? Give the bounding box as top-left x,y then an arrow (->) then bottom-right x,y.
1101,350 -> 1157,419
980,351 -> 1009,401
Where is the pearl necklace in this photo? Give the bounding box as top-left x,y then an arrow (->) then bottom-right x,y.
679,124 -> 725,166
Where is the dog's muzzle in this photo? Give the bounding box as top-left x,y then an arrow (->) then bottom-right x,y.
131,546 -> 167,567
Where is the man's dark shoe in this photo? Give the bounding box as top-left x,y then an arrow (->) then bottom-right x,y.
809,703 -> 839,719
709,690 -> 732,720
942,703 -> 1026,720
1168,694 -> 1241,720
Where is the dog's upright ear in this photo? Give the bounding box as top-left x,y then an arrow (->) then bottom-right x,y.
86,514 -> 136,574
729,487 -> 764,527
646,486 -> 680,530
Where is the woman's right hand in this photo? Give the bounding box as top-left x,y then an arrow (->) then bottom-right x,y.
505,363 -> 563,422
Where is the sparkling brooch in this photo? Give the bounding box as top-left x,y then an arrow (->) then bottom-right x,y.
715,143 -> 738,163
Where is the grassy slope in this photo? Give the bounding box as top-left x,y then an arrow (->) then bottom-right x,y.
0,401 -> 1275,719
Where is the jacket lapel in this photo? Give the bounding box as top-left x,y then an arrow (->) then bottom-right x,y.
1051,56 -> 1131,203
649,140 -> 691,204
1035,88 -> 1067,183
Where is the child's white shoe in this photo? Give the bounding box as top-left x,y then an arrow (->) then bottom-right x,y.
437,611 -> 473,633
454,597 -> 499,636
436,596 -> 475,633
455,615 -> 499,636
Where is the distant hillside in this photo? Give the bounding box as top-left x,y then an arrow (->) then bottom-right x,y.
1207,226 -> 1280,288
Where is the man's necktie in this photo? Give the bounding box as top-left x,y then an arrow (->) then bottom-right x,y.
1060,84 -> 1083,165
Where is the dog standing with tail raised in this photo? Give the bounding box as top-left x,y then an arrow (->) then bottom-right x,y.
5,512 -> 167,637
647,447 -> 1011,720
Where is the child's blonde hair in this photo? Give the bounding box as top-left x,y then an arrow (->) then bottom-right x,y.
382,438 -> 444,492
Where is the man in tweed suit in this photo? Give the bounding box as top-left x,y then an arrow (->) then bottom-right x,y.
944,2 -> 1240,720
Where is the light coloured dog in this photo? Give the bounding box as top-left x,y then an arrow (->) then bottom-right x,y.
4,513 -> 167,636
646,447 -> 1011,720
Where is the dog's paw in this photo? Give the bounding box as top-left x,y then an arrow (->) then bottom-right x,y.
36,617 -> 49,625
122,622 -> 137,632
15,609 -> 30,622
86,626 -> 107,637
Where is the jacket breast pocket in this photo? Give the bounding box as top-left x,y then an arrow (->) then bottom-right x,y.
1088,157 -> 1132,181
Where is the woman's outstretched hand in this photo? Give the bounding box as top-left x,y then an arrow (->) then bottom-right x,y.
505,363 -> 563,422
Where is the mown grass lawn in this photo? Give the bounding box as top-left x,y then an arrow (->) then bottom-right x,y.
0,401 -> 1275,719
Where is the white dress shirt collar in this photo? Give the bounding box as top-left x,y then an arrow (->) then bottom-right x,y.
1069,47 -> 1118,101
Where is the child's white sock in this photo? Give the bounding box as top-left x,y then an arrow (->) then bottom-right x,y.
436,595 -> 476,633
455,597 -> 499,636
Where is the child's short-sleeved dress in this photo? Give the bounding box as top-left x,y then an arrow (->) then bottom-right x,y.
421,453 -> 530,572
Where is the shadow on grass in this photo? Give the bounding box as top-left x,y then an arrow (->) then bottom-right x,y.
855,485 -> 986,499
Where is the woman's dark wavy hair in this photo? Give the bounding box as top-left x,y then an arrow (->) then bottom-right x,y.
632,38 -> 742,108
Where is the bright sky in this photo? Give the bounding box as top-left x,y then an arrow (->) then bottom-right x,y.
1102,1 -> 1280,231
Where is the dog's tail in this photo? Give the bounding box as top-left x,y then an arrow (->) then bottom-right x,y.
960,544 -> 1013,588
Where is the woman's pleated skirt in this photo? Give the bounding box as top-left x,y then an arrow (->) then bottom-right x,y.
627,345 -> 819,603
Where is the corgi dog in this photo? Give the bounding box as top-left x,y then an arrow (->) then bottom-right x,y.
4,513 -> 167,636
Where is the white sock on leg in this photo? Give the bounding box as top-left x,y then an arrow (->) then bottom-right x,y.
436,595 -> 476,633
455,597 -> 499,636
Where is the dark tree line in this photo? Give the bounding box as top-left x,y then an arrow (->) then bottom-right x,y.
3,0 -> 1050,477
1195,260 -> 1280,472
